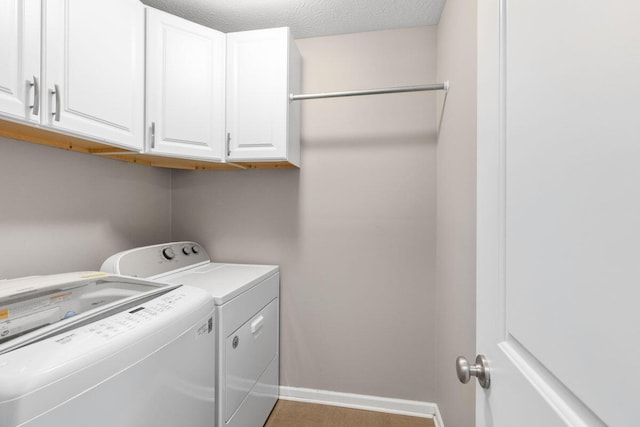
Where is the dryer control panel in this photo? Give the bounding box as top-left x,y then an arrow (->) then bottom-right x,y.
100,241 -> 211,279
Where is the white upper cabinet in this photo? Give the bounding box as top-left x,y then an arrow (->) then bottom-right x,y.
226,27 -> 301,166
0,3 -> 301,169
145,8 -> 226,161
43,0 -> 144,150
0,0 -> 41,124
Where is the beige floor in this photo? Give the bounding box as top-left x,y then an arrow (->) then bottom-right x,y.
264,400 -> 436,427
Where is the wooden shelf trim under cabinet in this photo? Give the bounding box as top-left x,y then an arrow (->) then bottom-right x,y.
0,118 -> 298,171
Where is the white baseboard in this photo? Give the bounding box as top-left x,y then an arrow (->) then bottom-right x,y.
433,405 -> 445,427
279,386 -> 442,424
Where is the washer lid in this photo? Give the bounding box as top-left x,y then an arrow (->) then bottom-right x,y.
0,272 -> 175,354
160,263 -> 278,305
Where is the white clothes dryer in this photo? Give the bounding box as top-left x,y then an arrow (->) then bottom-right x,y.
101,242 -> 279,427
0,271 -> 216,427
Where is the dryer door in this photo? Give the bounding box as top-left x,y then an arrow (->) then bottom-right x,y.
224,298 -> 278,421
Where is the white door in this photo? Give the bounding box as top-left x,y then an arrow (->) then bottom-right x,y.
476,1 -> 640,426
0,0 -> 40,124
44,0 -> 144,150
146,8 -> 226,161
226,28 -> 290,161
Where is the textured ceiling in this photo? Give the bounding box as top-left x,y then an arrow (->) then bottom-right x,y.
141,0 -> 446,39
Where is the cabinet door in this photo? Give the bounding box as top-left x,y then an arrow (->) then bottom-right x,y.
44,0 -> 144,150
146,8 -> 225,161
0,0 -> 40,124
226,28 -> 294,162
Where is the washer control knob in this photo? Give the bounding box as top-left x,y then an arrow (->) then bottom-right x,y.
182,246 -> 190,255
162,247 -> 175,260
191,245 -> 200,254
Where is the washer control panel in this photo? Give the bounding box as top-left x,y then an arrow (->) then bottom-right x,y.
101,242 -> 211,278
79,291 -> 187,342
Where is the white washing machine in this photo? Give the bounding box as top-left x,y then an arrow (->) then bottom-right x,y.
0,271 -> 216,427
101,241 -> 279,427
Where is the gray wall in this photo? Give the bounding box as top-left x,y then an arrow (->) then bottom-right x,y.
171,26 -> 439,401
0,136 -> 172,279
435,0 -> 478,425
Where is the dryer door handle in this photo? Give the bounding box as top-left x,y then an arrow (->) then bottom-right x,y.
251,315 -> 265,334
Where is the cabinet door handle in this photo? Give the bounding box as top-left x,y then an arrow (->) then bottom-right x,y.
226,133 -> 231,157
50,84 -> 61,122
150,122 -> 156,148
28,76 -> 40,116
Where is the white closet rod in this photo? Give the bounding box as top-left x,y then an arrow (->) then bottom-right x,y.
289,81 -> 449,101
